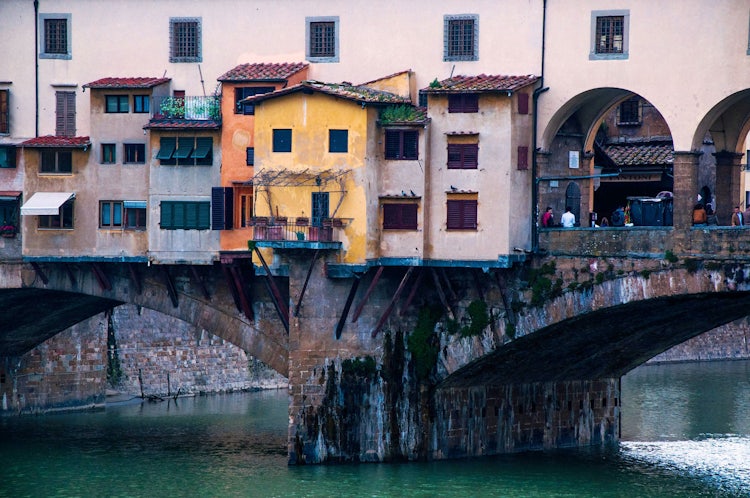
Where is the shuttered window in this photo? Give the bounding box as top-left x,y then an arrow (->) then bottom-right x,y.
517,93 -> 529,115
384,130 -> 418,160
56,91 -> 76,137
446,199 -> 477,230
517,146 -> 529,170
383,203 -> 418,230
211,187 -> 234,230
447,143 -> 478,169
246,147 -> 254,166
160,201 -> 210,230
0,90 -> 8,134
448,94 -> 479,113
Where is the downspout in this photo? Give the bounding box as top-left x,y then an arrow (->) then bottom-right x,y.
531,0 -> 549,253
34,0 -> 39,137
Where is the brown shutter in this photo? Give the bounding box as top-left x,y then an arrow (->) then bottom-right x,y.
0,90 -> 8,134
517,93 -> 529,115
447,200 -> 462,229
56,91 -> 76,136
464,143 -> 478,168
463,200 -> 477,229
517,145 -> 529,170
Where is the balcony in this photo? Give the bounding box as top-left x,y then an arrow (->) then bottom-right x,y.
249,217 -> 345,250
151,96 -> 221,121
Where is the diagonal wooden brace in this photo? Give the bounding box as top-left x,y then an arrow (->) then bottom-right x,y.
372,266 -> 414,338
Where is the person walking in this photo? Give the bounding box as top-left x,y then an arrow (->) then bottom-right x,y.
561,206 -> 576,228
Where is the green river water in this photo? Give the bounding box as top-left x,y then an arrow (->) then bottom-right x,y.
1,359 -> 749,497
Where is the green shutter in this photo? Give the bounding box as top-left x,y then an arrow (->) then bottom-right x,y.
198,202 -> 211,229
160,201 -> 174,229
173,138 -> 194,159
157,138 -> 176,160
191,137 -> 212,159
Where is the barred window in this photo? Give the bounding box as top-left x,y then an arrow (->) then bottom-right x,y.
618,97 -> 641,125
306,17 -> 339,62
596,16 -> 624,54
44,18 -> 68,54
444,15 -> 478,61
170,18 -> 202,62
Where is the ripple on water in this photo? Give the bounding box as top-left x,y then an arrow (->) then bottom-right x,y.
621,435 -> 750,496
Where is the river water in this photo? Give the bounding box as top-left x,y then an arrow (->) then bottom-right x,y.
1,360 -> 749,497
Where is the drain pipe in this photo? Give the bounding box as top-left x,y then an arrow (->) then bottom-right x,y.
531,0 -> 549,253
34,0 -> 39,137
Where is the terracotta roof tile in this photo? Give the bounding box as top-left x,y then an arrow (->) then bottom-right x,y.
245,80 -> 411,106
602,142 -> 674,167
21,136 -> 91,148
143,119 -> 221,130
423,74 -> 539,93
83,77 -> 171,89
218,63 -> 308,82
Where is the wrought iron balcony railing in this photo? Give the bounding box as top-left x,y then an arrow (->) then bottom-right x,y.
249,216 -> 346,242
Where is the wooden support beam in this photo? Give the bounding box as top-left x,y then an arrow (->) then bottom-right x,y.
228,264 -> 255,320
92,263 -> 112,291
30,262 -> 48,285
335,274 -> 361,339
128,263 -> 142,295
262,277 -> 289,334
372,266 -> 414,338
294,249 -> 320,317
253,247 -> 289,332
430,268 -> 454,320
64,264 -> 77,288
351,266 -> 384,323
162,266 -> 179,308
221,263 -> 243,313
399,267 -> 424,316
190,265 -> 211,300
439,268 -> 457,301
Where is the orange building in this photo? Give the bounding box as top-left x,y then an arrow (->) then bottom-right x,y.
216,63 -> 308,251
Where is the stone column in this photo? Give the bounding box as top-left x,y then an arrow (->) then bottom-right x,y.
672,151 -> 702,230
714,151 -> 744,225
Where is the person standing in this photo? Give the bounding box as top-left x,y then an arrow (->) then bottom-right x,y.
561,206 -> 576,228
541,207 -> 554,227
731,205 -> 744,227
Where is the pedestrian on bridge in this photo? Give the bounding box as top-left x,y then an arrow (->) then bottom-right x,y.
561,206 -> 576,228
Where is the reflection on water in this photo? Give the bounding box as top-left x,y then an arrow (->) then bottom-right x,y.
0,361 -> 749,497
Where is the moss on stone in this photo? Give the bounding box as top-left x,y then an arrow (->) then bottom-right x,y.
407,306 -> 441,381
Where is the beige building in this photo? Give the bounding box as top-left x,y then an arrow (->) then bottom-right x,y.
1,0 -> 749,263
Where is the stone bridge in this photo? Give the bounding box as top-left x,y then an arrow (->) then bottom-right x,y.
3,229 -> 750,463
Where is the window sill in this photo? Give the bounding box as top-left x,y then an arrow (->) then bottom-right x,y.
589,52 -> 629,60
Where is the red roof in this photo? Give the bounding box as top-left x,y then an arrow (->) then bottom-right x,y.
244,80 -> 411,106
143,119 -> 221,130
21,136 -> 91,148
83,77 -> 171,89
422,74 -> 539,93
218,63 -> 308,82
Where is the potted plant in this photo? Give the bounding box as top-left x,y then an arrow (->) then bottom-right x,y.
1,224 -> 16,238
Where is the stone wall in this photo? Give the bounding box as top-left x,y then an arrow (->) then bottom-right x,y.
650,316 -> 750,363
111,305 -> 287,397
0,314 -> 107,414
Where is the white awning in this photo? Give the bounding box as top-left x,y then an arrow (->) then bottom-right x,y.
21,192 -> 75,215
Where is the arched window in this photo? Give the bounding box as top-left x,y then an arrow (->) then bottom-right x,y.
566,182 -> 581,225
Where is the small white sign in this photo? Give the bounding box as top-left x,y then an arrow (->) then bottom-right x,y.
550,180 -> 559,188
569,150 -> 580,169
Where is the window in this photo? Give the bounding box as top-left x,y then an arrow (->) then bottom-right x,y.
101,144 -> 116,164
517,146 -> 529,170
235,87 -> 274,115
306,16 -> 339,62
273,129 -> 292,152
157,137 -> 212,166
169,17 -> 202,62
517,93 -> 529,115
105,95 -> 129,113
0,146 -> 16,168
55,91 -> 76,136
444,15 -> 478,61
448,94 -> 479,113
246,147 -> 254,166
590,10 -> 629,60
133,95 -> 150,113
40,150 -> 72,174
446,198 -> 477,230
447,143 -> 478,169
100,201 -> 123,228
383,203 -> 418,230
124,202 -> 147,229
385,130 -> 418,160
39,198 -> 74,229
211,187 -> 234,230
40,14 -> 71,59
329,129 -> 348,153
238,190 -> 253,228
0,89 -> 8,134
160,201 -> 210,230
617,97 -> 641,125
124,144 -> 146,164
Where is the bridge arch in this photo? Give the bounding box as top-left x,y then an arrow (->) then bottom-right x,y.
0,262 -> 289,376
438,265 -> 750,388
